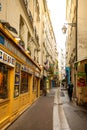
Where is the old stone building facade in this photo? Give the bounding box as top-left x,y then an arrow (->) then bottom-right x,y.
65,0 -> 87,105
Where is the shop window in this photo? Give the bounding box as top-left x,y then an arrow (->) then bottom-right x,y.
0,35 -> 5,45
32,76 -> 37,91
14,62 -> 20,97
20,71 -> 28,94
0,63 -> 9,100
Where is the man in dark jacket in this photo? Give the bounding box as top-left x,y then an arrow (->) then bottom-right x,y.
68,82 -> 73,101
43,87 -> 47,96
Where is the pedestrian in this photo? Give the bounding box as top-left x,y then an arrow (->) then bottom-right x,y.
42,87 -> 47,96
68,81 -> 73,101
62,82 -> 64,87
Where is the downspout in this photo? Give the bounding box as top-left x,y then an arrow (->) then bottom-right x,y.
76,0 -> 78,62
74,0 -> 78,101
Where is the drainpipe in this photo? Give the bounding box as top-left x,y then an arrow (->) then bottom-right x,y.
76,0 -> 78,62
74,0 -> 78,100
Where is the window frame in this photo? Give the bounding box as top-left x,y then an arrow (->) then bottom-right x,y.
20,70 -> 29,94
0,63 -> 9,101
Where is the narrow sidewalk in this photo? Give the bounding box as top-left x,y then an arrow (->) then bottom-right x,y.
54,88 -> 70,130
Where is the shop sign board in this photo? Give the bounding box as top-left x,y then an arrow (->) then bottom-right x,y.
21,64 -> 33,74
0,49 -> 15,67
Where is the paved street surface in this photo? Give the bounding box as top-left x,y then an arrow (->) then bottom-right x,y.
4,87 -> 87,130
5,89 -> 55,130
60,88 -> 87,130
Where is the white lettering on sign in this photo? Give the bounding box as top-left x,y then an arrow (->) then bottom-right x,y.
0,49 -> 15,67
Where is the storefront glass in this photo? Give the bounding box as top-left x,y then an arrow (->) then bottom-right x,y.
0,63 -> 9,100
14,62 -> 20,97
32,76 -> 37,91
20,71 -> 28,94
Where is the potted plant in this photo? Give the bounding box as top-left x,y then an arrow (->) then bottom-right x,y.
27,46 -> 31,55
19,40 -> 25,49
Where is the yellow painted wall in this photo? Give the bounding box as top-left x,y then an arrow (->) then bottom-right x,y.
0,58 -> 40,129
0,29 -> 41,129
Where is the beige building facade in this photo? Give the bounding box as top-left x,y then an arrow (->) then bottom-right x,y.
65,0 -> 87,105
58,48 -> 65,82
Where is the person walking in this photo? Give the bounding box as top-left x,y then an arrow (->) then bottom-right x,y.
68,81 -> 73,101
42,86 -> 47,96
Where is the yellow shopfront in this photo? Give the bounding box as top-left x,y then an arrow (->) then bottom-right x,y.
0,24 -> 41,129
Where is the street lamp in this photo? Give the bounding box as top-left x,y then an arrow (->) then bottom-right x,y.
62,25 -> 67,34
62,22 -> 77,61
62,0 -> 78,61
62,23 -> 76,33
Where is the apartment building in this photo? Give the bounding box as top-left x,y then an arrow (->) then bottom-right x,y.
42,1 -> 58,89
58,48 -> 65,82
